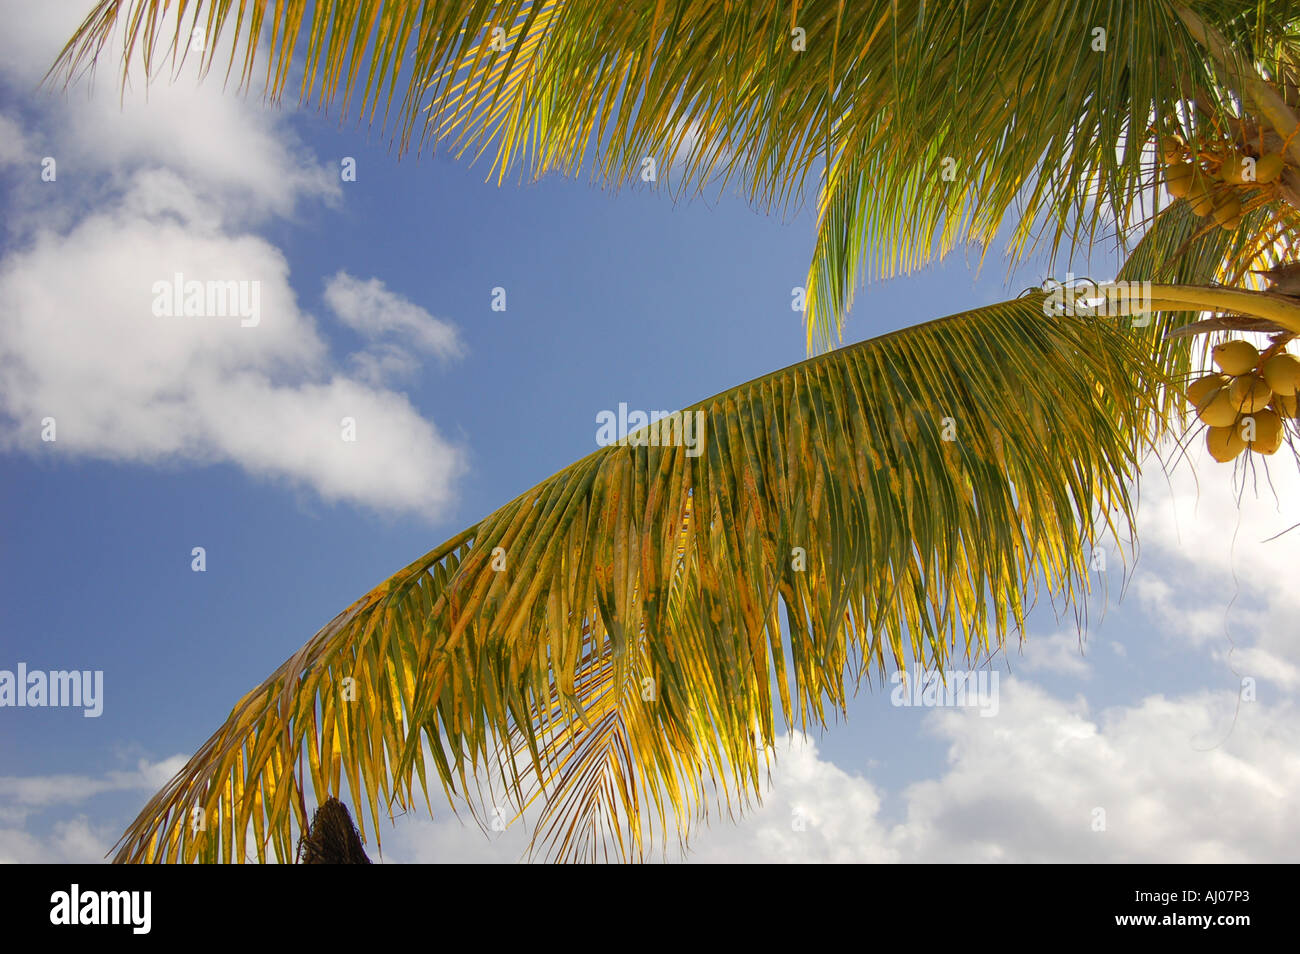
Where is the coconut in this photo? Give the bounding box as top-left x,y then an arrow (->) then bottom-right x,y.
1196,387 -> 1240,426
1262,352 -> 1300,396
1212,339 -> 1259,375
1206,424 -> 1246,462
1255,153 -> 1285,184
1161,141 -> 1185,166
1272,392 -> 1299,418
1219,152 -> 1247,183
1211,196 -> 1242,227
1186,372 -> 1230,407
1187,180 -> 1216,216
1165,162 -> 1194,197
1242,408 -> 1285,455
1229,374 -> 1273,413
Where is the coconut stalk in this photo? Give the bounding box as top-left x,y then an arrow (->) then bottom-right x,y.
1091,282 -> 1300,336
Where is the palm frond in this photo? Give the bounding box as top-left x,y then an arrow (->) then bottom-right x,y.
111,294 -> 1169,863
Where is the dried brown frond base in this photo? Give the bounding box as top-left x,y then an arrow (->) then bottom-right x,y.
296,798 -> 371,864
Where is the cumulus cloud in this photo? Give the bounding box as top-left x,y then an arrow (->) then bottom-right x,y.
379,679 -> 1300,864
1134,437 -> 1300,686
371,733 -> 897,865
0,175 -> 465,516
1010,630 -> 1093,678
0,113 -> 30,167
0,0 -> 336,219
0,0 -> 466,519
895,683 -> 1300,862
0,754 -> 187,863
706,686 -> 1298,862
376,813 -> 533,864
672,734 -> 899,863
0,816 -> 116,864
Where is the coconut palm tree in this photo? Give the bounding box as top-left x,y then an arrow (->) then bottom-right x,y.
51,0 -> 1300,863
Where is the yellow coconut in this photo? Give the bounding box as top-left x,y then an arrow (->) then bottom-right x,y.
1230,374 -> 1273,413
1206,424 -> 1246,462
1213,339 -> 1260,375
1262,351 -> 1300,397
1165,162 -> 1194,197
1161,141 -> 1185,166
1255,153 -> 1285,184
1242,408 -> 1285,455
1219,152 -> 1247,184
1272,392 -> 1299,418
1186,372 -> 1230,407
1196,387 -> 1241,426
1187,180 -> 1217,216
1211,195 -> 1242,227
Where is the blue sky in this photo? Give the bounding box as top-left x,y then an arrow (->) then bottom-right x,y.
2,2 -> 1298,863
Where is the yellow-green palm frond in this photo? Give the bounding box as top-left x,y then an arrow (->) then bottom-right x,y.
800,0 -> 1300,349
110,295 -> 1169,863
51,2 -> 1300,351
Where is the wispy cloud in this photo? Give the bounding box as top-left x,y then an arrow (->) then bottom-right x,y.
326,272 -> 465,364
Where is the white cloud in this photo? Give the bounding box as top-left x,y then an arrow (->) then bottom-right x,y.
375,813 -> 532,864
0,3 -> 467,519
325,272 -> 464,362
0,175 -> 465,516
1134,436 -> 1300,685
893,683 -> 1300,862
704,684 -> 1300,863
0,1 -> 97,85
671,734 -> 899,863
0,816 -> 116,864
1010,630 -> 1093,678
0,113 -> 30,167
372,733 -> 899,864
378,678 -> 1300,863
0,754 -> 187,862
62,85 -> 339,221
0,755 -> 187,808
0,0 -> 337,220
348,343 -> 424,387
197,372 -> 463,514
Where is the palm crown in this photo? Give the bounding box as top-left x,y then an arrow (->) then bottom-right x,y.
51,0 -> 1300,862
